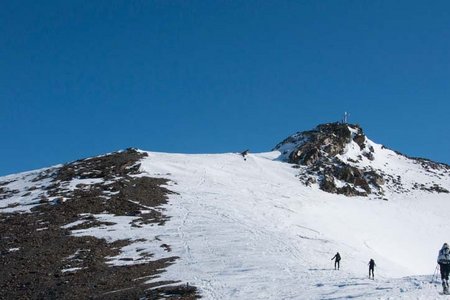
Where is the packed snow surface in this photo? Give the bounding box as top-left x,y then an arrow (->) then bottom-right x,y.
136,149 -> 449,299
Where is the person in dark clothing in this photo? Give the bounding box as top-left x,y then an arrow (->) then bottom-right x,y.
368,259 -> 376,279
331,252 -> 341,270
437,243 -> 450,294
240,150 -> 249,161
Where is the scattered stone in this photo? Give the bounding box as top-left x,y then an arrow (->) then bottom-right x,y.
0,149 -> 199,299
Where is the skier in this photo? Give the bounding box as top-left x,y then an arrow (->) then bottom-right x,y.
437,243 -> 450,294
368,259 -> 376,279
331,252 -> 341,270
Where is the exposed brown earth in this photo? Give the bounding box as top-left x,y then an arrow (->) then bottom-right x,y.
0,149 -> 199,299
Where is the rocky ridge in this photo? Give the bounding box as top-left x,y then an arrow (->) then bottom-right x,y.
0,149 -> 199,300
274,122 -> 450,197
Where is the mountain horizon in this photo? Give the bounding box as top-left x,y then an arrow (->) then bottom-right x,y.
1,122 -> 449,299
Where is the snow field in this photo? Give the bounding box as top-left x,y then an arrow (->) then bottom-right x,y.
136,150 -> 450,299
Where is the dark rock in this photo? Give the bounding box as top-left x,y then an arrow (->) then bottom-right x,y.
353,133 -> 366,150
320,175 -> 337,194
363,152 -> 375,161
274,122 -> 388,197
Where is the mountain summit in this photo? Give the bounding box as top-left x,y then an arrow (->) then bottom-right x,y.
274,122 -> 450,197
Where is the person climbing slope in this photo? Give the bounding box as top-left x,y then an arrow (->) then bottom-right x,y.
368,259 -> 376,279
331,252 -> 341,270
437,243 -> 450,294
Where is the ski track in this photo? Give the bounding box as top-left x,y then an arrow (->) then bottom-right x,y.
137,151 -> 450,299
7,149 -> 431,299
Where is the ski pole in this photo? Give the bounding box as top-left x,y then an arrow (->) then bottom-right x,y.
431,264 -> 439,283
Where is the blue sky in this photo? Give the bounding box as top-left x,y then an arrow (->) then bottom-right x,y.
1,1 -> 449,176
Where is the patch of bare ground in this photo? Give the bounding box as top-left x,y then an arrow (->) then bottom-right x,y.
0,149 -> 199,299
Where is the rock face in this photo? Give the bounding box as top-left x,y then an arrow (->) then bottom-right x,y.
280,123 -> 354,166
274,122 -> 450,197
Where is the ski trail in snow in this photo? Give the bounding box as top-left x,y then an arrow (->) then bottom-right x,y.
158,154 -> 328,298
138,151 -> 449,299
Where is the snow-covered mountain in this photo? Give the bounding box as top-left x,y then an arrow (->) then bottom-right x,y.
274,122 -> 450,198
1,123 -> 450,299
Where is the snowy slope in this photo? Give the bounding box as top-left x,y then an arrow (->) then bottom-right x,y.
132,149 -> 449,299
1,139 -> 449,298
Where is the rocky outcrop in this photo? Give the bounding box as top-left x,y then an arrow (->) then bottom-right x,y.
275,122 -> 450,198
277,123 -> 352,166
274,123 -> 382,197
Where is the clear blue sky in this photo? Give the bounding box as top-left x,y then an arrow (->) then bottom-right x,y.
1,1 -> 449,176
